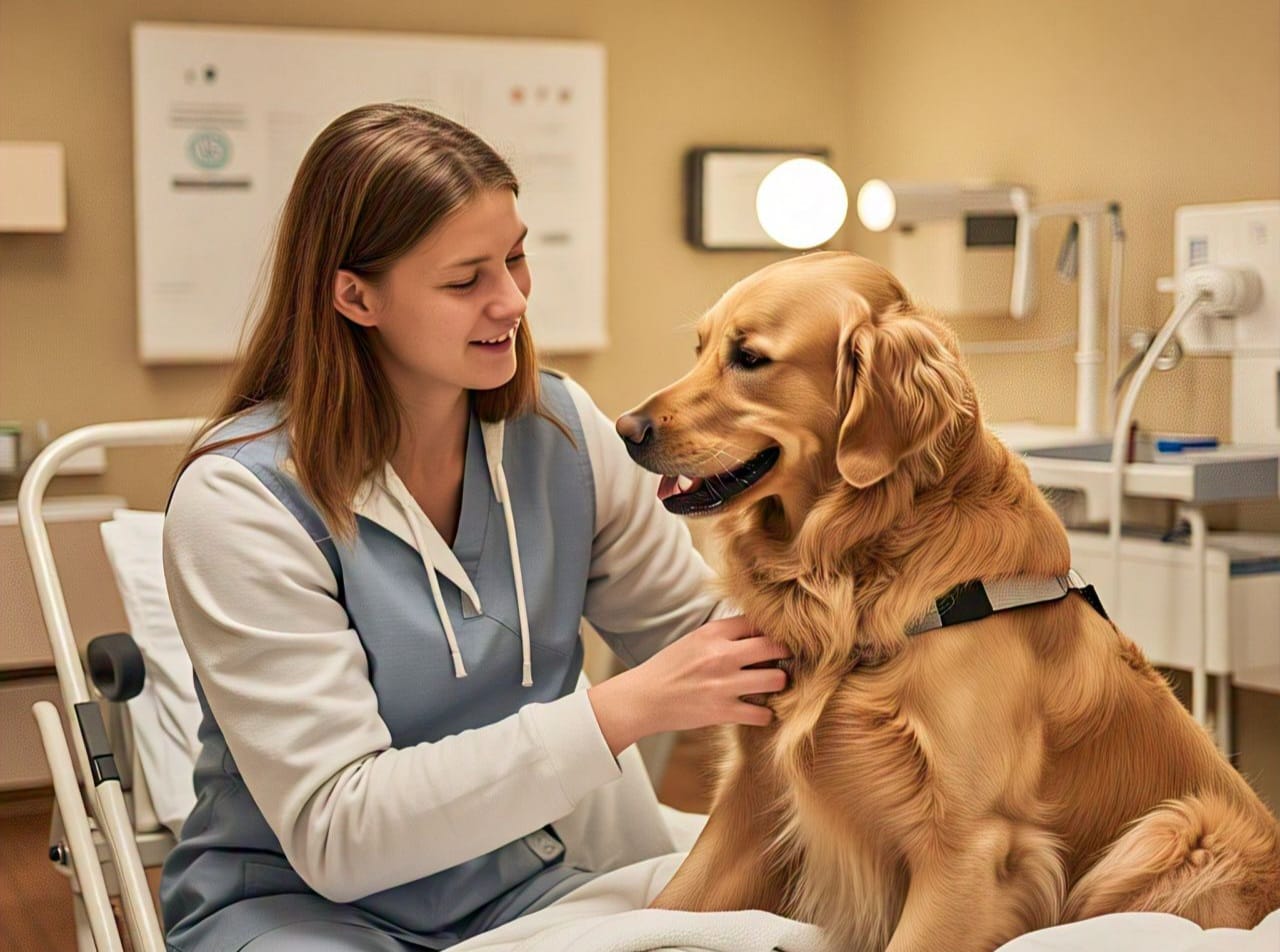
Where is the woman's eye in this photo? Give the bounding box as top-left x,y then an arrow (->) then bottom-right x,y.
446,275 -> 479,290
506,252 -> 527,265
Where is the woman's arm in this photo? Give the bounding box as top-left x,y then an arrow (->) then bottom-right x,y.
561,379 -> 788,755
165,455 -> 622,902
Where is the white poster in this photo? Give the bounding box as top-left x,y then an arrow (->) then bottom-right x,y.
132,23 -> 606,362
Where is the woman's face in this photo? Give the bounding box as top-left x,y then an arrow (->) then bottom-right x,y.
337,188 -> 531,397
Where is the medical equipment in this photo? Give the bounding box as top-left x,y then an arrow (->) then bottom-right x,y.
856,179 -> 1028,318
755,158 -> 848,250
1169,201 -> 1280,446
683,147 -> 840,250
19,420 -> 195,952
1104,212 -> 1271,736
1009,195 -> 1126,436
855,179 -> 1024,233
857,180 -> 1126,436
1011,201 -> 1280,747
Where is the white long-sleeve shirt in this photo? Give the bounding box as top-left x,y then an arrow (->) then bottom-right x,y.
163,377 -> 727,902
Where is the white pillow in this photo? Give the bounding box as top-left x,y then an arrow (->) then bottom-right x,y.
100,509 -> 201,835
999,909 -> 1280,951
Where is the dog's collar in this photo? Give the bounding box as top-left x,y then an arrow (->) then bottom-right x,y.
905,569 -> 1109,636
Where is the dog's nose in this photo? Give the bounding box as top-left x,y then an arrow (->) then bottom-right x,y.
616,413 -> 654,446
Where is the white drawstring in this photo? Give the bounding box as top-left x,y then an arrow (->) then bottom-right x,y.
492,462 -> 533,687
403,511 -> 468,679
383,420 -> 532,687
385,470 -> 469,679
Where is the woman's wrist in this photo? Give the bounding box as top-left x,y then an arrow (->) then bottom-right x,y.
587,669 -> 657,757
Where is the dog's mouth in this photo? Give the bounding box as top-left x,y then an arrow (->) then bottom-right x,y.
655,446 -> 781,516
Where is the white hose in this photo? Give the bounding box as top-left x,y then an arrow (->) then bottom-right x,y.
1108,290 -> 1209,616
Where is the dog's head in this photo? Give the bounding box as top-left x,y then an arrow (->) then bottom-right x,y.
617,251 -> 974,519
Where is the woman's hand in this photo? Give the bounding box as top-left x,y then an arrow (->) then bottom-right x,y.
586,616 -> 790,756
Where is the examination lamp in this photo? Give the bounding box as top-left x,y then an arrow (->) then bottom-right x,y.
684,148 -> 847,251
857,177 -> 1127,437
855,179 -> 1025,234
856,178 -> 1037,321
756,158 -> 849,249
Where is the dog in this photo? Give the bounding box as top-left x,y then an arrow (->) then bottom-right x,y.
615,251 -> 1280,951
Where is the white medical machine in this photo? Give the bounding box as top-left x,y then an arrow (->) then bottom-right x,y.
1017,201 -> 1280,749
857,180 -> 1124,439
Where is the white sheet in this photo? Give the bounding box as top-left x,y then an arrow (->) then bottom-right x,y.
451,852 -> 827,952
454,856 -> 1280,952
99,509 -> 201,835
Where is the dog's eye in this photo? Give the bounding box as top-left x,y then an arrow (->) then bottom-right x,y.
732,345 -> 770,370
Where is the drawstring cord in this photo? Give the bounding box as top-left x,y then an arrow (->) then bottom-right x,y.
492,462 -> 533,687
400,495 -> 468,679
384,419 -> 533,687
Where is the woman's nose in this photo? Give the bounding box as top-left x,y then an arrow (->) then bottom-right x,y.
487,268 -> 528,319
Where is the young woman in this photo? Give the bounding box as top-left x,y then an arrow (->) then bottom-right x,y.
160,102 -> 788,951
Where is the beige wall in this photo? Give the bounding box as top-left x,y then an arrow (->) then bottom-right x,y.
3,0 -> 1277,503
2,1 -> 1278,798
0,0 -> 846,507
837,0 -> 1280,450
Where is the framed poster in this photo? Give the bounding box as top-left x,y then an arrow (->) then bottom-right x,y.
132,23 -> 606,361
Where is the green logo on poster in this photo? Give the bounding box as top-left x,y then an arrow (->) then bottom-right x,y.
188,130 -> 232,170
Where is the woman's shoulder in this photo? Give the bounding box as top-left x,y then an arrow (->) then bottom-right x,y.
170,404 -> 294,528
536,369 -> 599,435
197,403 -> 288,462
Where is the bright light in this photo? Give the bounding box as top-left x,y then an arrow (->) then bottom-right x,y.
856,179 -> 896,232
755,158 -> 848,250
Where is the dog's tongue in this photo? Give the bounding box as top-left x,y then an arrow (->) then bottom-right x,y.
657,474 -> 704,500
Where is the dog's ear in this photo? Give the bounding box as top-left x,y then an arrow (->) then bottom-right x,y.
835,303 -> 970,488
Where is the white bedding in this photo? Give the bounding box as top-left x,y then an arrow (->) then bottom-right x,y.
454,855 -> 1280,952
99,509 -> 201,834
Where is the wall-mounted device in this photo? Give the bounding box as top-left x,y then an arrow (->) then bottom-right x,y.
685,147 -> 847,251
855,179 -> 1027,318
1169,201 -> 1280,446
858,179 -> 1127,437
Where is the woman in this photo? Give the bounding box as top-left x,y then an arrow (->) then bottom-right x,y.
160,102 -> 788,951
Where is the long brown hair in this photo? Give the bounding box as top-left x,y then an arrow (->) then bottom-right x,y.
181,102 -> 555,539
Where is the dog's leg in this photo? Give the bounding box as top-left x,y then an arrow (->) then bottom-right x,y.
650,755 -> 792,913
878,822 -> 1065,952
1063,793 -> 1280,928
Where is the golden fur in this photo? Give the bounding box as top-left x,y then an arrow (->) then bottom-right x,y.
622,252 -> 1280,951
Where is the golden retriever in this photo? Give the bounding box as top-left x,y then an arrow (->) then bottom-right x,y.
615,251 -> 1280,951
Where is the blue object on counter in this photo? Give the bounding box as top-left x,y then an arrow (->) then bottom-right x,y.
1155,436 -> 1219,453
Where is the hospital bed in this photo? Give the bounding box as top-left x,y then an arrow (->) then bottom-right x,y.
18,421 -> 1280,952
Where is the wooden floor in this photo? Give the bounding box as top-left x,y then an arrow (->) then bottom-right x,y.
0,730 -> 718,952
0,797 -> 83,952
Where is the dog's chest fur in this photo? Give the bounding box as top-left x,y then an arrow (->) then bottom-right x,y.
729,664 -> 931,949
